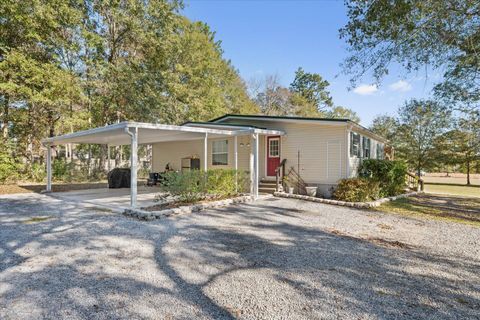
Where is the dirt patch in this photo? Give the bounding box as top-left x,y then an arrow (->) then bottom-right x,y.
0,180 -> 149,195
143,195 -> 241,212
366,237 -> 413,249
0,182 -> 108,195
377,223 -> 393,230
327,228 -> 413,249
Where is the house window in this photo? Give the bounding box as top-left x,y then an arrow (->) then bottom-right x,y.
350,132 -> 361,157
377,143 -> 384,159
363,137 -> 371,158
212,140 -> 228,165
268,138 -> 280,157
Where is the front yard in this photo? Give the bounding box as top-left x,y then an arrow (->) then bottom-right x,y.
375,192 -> 480,227
1,193 -> 478,319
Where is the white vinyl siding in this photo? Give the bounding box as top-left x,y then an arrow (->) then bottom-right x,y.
327,140 -> 342,181
218,119 -> 348,184
151,119 -> 385,185
152,137 -> 250,172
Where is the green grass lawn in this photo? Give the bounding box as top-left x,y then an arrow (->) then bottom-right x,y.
375,193 -> 480,227
424,184 -> 480,198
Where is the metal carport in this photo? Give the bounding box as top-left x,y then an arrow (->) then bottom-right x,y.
42,121 -> 284,208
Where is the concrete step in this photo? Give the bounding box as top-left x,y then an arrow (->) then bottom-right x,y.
259,181 -> 277,186
258,187 -> 276,194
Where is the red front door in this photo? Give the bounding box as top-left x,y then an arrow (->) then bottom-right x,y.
266,136 -> 280,176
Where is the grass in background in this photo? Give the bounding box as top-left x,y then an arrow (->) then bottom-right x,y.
374,193 -> 480,227
425,184 -> 480,198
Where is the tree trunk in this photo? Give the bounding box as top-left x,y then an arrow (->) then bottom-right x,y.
2,95 -> 9,139
466,160 -> 471,185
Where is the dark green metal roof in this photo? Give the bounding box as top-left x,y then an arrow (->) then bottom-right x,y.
208,114 -> 351,123
181,121 -> 267,129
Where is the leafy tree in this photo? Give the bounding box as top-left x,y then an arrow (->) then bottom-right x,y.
327,106 -> 360,122
395,99 -> 451,176
251,71 -> 344,118
436,111 -> 480,185
369,115 -> 398,142
250,75 -> 295,116
341,0 -> 480,90
0,0 -> 259,182
289,67 -> 333,112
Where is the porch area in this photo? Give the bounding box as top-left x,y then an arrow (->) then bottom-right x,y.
42,122 -> 284,208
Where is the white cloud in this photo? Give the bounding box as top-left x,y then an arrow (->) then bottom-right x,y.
389,80 -> 412,92
353,84 -> 378,95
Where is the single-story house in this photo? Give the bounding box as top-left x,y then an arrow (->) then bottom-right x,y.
42,114 -> 388,208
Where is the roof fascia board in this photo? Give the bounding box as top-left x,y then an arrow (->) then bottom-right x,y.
42,122 -> 128,145
126,122 -> 238,136
183,123 -> 258,130
43,121 -> 250,145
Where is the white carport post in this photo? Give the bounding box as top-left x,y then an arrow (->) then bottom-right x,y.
234,135 -> 238,192
46,144 -> 52,192
107,144 -> 111,172
254,133 -> 259,199
125,126 -> 138,208
249,135 -> 254,195
249,133 -> 259,199
204,133 -> 208,171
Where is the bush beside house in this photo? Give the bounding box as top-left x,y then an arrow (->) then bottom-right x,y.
333,178 -> 381,202
162,169 -> 249,203
334,159 -> 408,202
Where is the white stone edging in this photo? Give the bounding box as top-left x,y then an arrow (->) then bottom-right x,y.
124,195 -> 254,221
273,191 -> 422,209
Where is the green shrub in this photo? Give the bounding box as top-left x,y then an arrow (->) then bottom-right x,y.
0,141 -> 20,184
358,159 -> 407,197
53,159 -> 70,180
162,169 -> 248,203
333,178 -> 381,202
28,163 -> 46,183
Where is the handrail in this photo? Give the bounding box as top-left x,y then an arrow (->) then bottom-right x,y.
285,166 -> 307,194
275,159 -> 287,191
406,172 -> 424,191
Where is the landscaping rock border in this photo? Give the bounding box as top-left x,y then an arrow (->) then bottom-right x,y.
273,191 -> 422,209
123,195 -> 254,220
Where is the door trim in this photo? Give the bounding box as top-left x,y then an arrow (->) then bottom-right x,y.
266,135 -> 281,178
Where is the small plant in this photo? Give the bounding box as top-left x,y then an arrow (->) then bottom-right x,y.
333,178 -> 381,202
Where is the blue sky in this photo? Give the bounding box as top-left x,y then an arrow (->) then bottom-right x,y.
183,1 -> 439,126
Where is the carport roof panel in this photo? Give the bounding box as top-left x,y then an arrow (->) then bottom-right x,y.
42,122 -> 254,146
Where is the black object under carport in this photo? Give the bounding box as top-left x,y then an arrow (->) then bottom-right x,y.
108,168 -> 131,188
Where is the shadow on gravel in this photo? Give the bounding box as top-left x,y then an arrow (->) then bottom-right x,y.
152,202 -> 480,319
0,196 -> 479,319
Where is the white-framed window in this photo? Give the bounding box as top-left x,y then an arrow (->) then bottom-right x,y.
376,143 -> 384,159
350,132 -> 361,157
268,138 -> 280,158
362,137 -> 371,158
212,140 -> 228,165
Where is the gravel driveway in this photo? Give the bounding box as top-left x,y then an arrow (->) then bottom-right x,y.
1,193 -> 479,319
